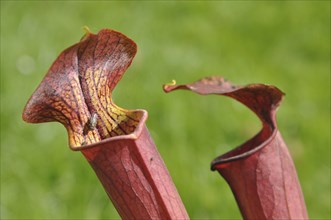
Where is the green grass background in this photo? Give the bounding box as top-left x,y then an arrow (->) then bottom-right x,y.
1,1 -> 330,219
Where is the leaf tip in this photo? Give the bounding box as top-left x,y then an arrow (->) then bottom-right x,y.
163,80 -> 177,92
81,25 -> 92,41
167,79 -> 177,86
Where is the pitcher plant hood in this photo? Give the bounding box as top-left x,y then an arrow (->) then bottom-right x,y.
164,76 -> 308,220
23,28 -> 188,220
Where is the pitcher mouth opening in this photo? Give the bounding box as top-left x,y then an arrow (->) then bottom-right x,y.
210,124 -> 276,171
71,109 -> 148,151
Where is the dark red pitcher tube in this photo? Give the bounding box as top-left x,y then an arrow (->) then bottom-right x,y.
164,76 -> 308,220
212,131 -> 307,219
75,111 -> 188,219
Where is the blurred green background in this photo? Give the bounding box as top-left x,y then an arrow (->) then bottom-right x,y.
1,1 -> 330,219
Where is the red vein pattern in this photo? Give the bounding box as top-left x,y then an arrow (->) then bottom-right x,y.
23,29 -> 140,147
164,76 -> 308,220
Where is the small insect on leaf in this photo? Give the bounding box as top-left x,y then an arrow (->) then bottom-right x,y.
88,113 -> 98,130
